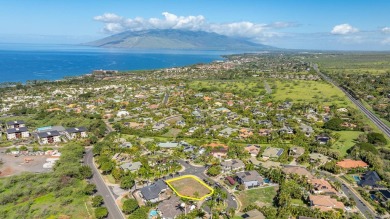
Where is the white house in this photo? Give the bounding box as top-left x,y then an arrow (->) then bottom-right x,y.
6,127 -> 29,140
6,120 -> 26,129
117,110 -> 130,118
65,127 -> 88,140
37,131 -> 61,144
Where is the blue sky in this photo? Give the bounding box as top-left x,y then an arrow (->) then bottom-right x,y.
1,0 -> 390,50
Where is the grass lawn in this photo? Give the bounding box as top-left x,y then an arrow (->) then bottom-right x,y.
271,80 -> 354,107
167,175 -> 213,200
237,186 -> 277,210
291,198 -> 307,206
189,80 -> 265,97
162,128 -> 181,138
332,131 -> 363,156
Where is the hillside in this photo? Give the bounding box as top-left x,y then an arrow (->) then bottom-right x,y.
85,29 -> 274,50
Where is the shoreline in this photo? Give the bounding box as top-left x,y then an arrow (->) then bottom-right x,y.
0,44 -> 234,84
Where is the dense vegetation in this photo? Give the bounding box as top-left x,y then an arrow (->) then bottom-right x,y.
0,142 -> 93,218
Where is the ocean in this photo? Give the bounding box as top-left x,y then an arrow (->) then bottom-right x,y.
0,43 -> 228,83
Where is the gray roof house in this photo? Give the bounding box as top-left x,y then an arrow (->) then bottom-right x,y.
6,120 -> 25,129
221,159 -> 245,173
236,170 -> 264,189
360,171 -> 381,188
120,161 -> 142,172
140,180 -> 168,203
262,147 -> 284,159
218,127 -> 238,137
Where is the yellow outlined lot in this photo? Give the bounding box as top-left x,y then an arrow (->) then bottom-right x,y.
165,175 -> 214,201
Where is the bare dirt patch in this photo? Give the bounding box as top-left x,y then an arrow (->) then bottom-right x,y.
0,149 -> 51,177
168,177 -> 212,199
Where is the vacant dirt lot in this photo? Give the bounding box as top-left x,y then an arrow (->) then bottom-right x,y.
168,176 -> 212,199
0,149 -> 51,177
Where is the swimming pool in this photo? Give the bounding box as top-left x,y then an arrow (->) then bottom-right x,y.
264,178 -> 270,183
149,210 -> 158,218
353,175 -> 361,182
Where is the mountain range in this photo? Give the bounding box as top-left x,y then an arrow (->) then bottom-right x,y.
85,29 -> 274,50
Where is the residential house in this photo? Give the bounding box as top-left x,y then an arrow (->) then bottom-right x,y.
120,142 -> 133,148
236,170 -> 264,189
258,129 -> 271,136
378,190 -> 390,202
116,110 -> 130,117
139,180 -> 168,203
219,127 -> 238,137
245,145 -> 261,157
310,178 -> 338,195
220,159 -> 245,173
239,128 -> 253,138
157,196 -> 190,219
37,131 -> 61,144
300,123 -> 314,136
282,165 -> 313,179
241,209 -> 265,219
6,120 -> 25,129
309,153 -> 331,165
258,120 -> 272,127
309,195 -> 345,212
360,171 -> 381,188
65,127 -> 88,140
289,147 -> 305,158
120,161 -> 142,172
152,123 -> 168,131
316,134 -> 331,145
6,127 -> 29,140
336,159 -> 368,169
262,147 -> 284,160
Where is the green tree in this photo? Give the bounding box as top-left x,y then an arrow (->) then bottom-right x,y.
367,132 -> 387,145
122,199 -> 139,214
323,118 -> 343,131
120,175 -> 135,190
84,183 -> 96,195
79,165 -> 93,179
94,207 -> 108,219
91,195 -> 103,207
207,165 -> 221,176
128,206 -> 148,219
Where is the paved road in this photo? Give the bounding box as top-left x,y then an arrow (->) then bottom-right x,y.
162,91 -> 169,106
313,64 -> 390,138
177,160 -> 238,211
319,171 -> 377,219
264,81 -> 272,94
84,149 -> 125,219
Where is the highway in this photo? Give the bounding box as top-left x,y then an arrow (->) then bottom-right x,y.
84,149 -> 125,219
313,64 -> 390,139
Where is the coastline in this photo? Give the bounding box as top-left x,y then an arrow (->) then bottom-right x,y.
0,44 -> 233,84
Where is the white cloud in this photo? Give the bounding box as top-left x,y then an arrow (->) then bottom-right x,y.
382,27 -> 390,33
331,24 -> 359,35
93,12 -> 294,41
382,37 -> 390,45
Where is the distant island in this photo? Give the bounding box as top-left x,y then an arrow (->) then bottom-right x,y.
84,29 -> 275,50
